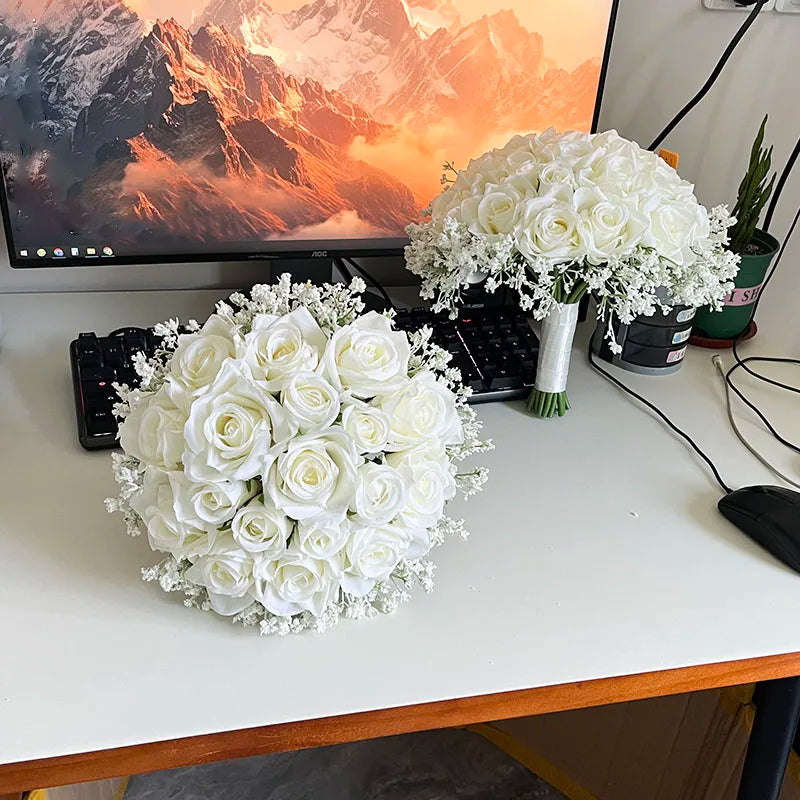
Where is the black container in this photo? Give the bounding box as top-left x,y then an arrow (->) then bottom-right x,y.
591,306 -> 696,375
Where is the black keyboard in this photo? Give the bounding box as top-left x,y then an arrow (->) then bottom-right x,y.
393,306 -> 539,403
70,327 -> 162,450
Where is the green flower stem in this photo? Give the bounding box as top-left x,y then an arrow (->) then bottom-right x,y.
526,388 -> 571,419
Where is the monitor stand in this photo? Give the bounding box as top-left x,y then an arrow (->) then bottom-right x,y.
228,256 -> 394,314
264,257 -> 335,286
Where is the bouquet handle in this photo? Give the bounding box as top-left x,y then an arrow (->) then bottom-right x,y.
526,302 -> 580,418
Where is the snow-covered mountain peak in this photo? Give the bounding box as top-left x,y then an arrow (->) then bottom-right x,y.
0,0 -> 146,135
403,0 -> 460,37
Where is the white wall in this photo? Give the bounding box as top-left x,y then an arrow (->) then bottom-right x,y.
1,0 -> 799,338
599,0 -> 800,344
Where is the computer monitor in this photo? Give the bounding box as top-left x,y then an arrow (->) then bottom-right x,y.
0,0 -> 618,269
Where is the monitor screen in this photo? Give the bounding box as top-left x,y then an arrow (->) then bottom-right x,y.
0,0 -> 617,268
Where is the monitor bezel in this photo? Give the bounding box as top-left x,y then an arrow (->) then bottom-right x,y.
1,0 -> 621,271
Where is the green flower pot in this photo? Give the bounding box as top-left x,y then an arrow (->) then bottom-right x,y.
693,229 -> 780,340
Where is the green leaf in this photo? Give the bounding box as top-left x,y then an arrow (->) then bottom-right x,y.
730,115 -> 776,253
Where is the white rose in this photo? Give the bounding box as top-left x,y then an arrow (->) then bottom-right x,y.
322,311 -> 410,399
281,372 -> 340,433
505,147 -> 540,172
264,428 -> 361,523
548,131 -> 595,162
173,476 -> 251,529
183,360 -> 295,483
504,170 -> 540,201
296,519 -> 351,559
231,499 -> 290,557
253,550 -> 340,617
340,523 -> 409,597
464,151 -> 513,185
386,439 -> 448,469
341,400 -> 391,454
350,462 -> 407,526
642,197 -> 707,266
238,307 -> 327,391
573,186 -> 646,264
536,159 -> 577,191
130,468 -> 213,560
403,526 -> 433,560
389,450 -> 456,532
185,534 -> 255,616
170,322 -> 236,397
118,384 -> 186,470
380,371 -> 462,451
459,185 -> 522,240
499,134 -> 538,158
514,194 -> 584,263
574,150 -> 638,193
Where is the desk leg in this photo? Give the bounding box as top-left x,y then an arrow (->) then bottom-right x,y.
737,676 -> 800,800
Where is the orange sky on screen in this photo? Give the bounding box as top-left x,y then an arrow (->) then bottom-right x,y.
124,0 -> 612,71
6,0 -> 613,72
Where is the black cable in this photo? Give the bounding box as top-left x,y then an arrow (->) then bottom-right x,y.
723,203 -> 800,453
648,0 -> 768,152
764,134 -> 800,233
343,256 -> 396,310
588,347 -> 734,495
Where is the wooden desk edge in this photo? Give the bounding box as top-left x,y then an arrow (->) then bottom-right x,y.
3,651 -> 800,793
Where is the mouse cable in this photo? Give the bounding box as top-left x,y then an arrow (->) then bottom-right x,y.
588,347 -> 734,495
648,0 -> 769,152
342,256 -> 396,311
723,203 -> 800,455
713,356 -> 800,490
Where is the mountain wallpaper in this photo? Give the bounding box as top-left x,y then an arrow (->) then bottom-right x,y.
0,0 -> 613,254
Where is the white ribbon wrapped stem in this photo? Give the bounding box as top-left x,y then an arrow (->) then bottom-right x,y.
535,302 -> 580,394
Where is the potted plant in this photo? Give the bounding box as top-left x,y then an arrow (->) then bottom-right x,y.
692,116 -> 779,342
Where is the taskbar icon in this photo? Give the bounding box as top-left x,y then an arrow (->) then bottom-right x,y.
24,245 -> 116,259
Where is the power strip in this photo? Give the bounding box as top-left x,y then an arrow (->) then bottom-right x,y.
703,0 -> 775,9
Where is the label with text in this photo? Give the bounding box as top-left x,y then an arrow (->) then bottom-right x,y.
672,329 -> 692,345
676,308 -> 696,324
723,283 -> 763,307
666,347 -> 687,365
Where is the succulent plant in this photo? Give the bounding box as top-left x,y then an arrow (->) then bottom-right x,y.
729,115 -> 776,255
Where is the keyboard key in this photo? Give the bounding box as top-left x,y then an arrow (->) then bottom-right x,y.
487,370 -> 523,391
77,332 -> 99,353
521,365 -> 537,386
84,382 -> 118,405
145,330 -> 164,351
85,410 -> 117,436
122,329 -> 147,354
80,366 -> 116,382
78,349 -> 103,368
117,369 -> 139,386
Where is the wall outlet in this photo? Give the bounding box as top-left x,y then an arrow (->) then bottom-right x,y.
703,0 -> 775,9
775,0 -> 800,12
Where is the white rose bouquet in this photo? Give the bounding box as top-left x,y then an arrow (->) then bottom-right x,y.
106,275 -> 491,636
406,129 -> 740,417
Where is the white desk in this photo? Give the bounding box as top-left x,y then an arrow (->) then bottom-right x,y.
1,290 -> 799,791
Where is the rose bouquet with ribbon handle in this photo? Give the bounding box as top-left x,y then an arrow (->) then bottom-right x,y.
106,275 -> 491,636
406,129 -> 740,417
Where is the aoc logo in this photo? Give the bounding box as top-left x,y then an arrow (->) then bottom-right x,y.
311,251 -> 329,258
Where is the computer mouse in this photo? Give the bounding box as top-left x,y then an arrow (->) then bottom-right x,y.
719,486 -> 800,573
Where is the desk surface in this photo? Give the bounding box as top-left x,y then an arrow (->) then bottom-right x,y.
1,289 -> 799,791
